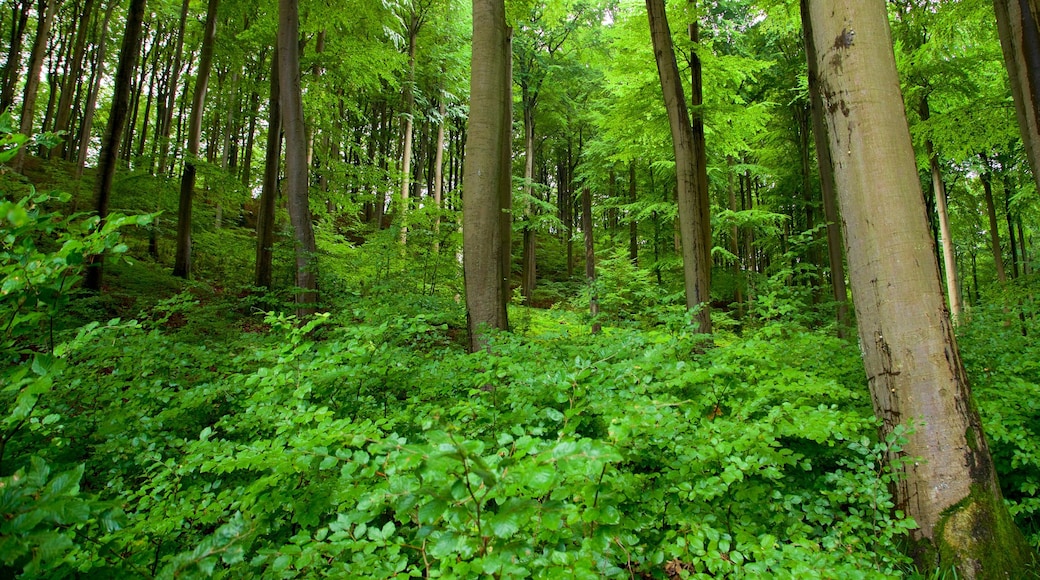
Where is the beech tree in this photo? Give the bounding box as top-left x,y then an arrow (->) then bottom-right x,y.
646,0 -> 711,334
11,0 -> 56,173
804,0 -> 1035,574
279,0 -> 318,315
993,0 -> 1040,196
172,0 -> 220,279
463,0 -> 512,352
84,0 -> 148,291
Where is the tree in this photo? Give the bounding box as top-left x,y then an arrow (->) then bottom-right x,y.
49,0 -> 97,161
645,0 -> 711,334
84,0 -> 148,291
463,0 -> 511,352
993,0 -> 1040,197
279,0 -> 318,316
804,0 -> 1036,575
172,0 -> 220,279
12,0 -> 57,173
801,0 -> 850,336
255,46 -> 281,290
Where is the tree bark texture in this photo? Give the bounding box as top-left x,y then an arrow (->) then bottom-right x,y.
74,0 -> 116,182
982,168 -> 1008,283
463,0 -> 511,352
12,0 -> 57,173
646,0 -> 711,334
84,0 -> 147,292
802,2 -> 851,337
279,0 -> 319,316
432,96 -> 446,253
993,0 -> 1040,197
0,0 -> 31,113
255,47 -> 281,290
918,98 -> 963,320
173,0 -> 219,279
50,0 -> 96,160
805,1 -> 1035,575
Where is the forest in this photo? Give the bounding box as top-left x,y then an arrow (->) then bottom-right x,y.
1,0 -> 1039,577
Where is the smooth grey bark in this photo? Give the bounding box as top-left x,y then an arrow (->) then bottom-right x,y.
801,0 -> 850,337
993,0 -> 1040,197
806,1 -> 1034,575
278,0 -> 318,316
646,0 -> 711,334
463,0 -> 511,352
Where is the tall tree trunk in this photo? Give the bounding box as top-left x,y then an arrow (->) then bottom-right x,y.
84,0 -> 147,291
582,186 -> 599,334
398,25 -> 419,245
157,0 -> 189,175
255,47 -> 280,290
432,95 -> 446,253
279,0 -> 318,316
521,95 -> 537,303
993,0 -> 1040,197
463,0 -> 511,352
981,168 -> 1008,283
0,0 -> 30,113
646,0 -> 711,334
629,162 -> 638,264
806,1 -> 1035,575
920,99 -> 963,320
688,6 -> 711,268
12,0 -> 58,173
172,0 -> 219,279
801,0 -> 850,337
73,0 -> 116,183
1003,175 -> 1021,278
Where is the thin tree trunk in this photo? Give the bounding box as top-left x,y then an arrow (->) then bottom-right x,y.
12,0 -> 58,173
1003,175 -> 1021,278
398,26 -> 419,245
806,1 -> 1034,574
688,6 -> 711,267
432,96 -> 446,253
521,96 -> 537,302
255,47 -> 280,290
801,0 -> 850,337
157,0 -> 189,176
463,0 -> 511,352
646,0 -> 711,334
0,0 -> 30,113
582,186 -> 599,334
279,0 -> 318,315
981,167 -> 1008,283
74,0 -> 116,183
629,162 -> 638,264
84,0 -> 147,291
920,99 -> 962,320
172,0 -> 219,279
